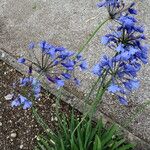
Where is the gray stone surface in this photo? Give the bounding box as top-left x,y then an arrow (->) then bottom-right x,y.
0,0 -> 150,148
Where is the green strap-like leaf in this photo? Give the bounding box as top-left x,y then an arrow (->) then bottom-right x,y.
93,135 -> 102,150
112,139 -> 126,150
117,144 -> 135,150
101,124 -> 117,147
60,138 -> 65,150
37,142 -> 46,150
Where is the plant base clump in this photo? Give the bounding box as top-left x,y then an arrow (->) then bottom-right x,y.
35,111 -> 134,150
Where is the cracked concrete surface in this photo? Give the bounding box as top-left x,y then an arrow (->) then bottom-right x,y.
0,0 -> 150,149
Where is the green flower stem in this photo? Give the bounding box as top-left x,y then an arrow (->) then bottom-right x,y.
71,88 -> 105,138
43,54 -> 50,69
72,78 -> 111,137
26,47 -> 41,67
30,73 -> 52,133
83,77 -> 101,113
90,78 -> 112,116
55,88 -> 63,115
83,69 -> 107,113
77,18 -> 110,55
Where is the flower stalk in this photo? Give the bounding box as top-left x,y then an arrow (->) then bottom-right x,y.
77,18 -> 110,55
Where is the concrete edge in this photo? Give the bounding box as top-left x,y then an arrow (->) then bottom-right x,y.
0,49 -> 150,149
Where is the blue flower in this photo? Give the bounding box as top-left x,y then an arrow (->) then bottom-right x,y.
17,41 -> 87,89
17,58 -> 26,64
10,77 -> 41,109
116,44 -> 125,52
48,47 -> 56,58
123,79 -> 140,91
76,54 -> 82,60
74,78 -> 80,85
124,64 -> 138,77
11,95 -> 33,109
54,46 -> 64,52
118,96 -> 128,105
28,65 -> 33,74
92,64 -> 102,76
119,15 -> 137,29
79,60 -> 88,70
97,0 -> 119,8
20,77 -> 30,86
120,51 -> 130,61
101,55 -> 113,69
93,5 -> 148,105
39,41 -> 47,51
61,73 -> 71,79
23,100 -> 32,109
97,0 -> 137,20
46,75 -> 54,83
128,8 -> 137,15
55,78 -> 64,89
59,51 -> 74,59
101,36 -> 109,45
11,98 -> 20,107
19,95 -> 27,103
97,0 -> 106,7
61,60 -> 75,70
108,84 -> 121,93
128,47 -> 138,55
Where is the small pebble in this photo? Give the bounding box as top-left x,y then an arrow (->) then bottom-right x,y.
51,116 -> 58,121
46,129 -> 50,132
4,94 -> 14,100
0,122 -> 2,126
9,120 -> 12,123
52,103 -> 56,107
1,53 -> 5,58
20,145 -> 23,149
10,133 -> 17,138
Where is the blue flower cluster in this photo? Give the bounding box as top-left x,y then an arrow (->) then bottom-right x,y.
93,1 -> 148,105
18,41 -> 87,89
11,77 -> 41,109
97,0 -> 137,19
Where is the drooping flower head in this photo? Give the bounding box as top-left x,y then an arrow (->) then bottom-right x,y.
101,16 -> 148,64
93,9 -> 148,105
17,41 -> 88,89
11,77 -> 41,109
97,0 -> 137,20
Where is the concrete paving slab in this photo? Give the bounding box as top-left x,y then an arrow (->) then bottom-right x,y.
0,0 -> 150,148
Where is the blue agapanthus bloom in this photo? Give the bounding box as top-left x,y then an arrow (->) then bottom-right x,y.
17,41 -> 88,89
17,58 -> 26,64
93,7 -> 148,105
97,0 -> 137,19
11,77 -> 41,109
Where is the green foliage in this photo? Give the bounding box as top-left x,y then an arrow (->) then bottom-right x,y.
35,112 -> 134,150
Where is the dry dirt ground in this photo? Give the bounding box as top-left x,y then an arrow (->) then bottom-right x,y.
0,60 -> 78,150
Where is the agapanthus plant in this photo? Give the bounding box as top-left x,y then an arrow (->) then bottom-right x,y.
93,8 -> 148,105
6,1 -> 148,149
18,41 -> 87,89
11,77 -> 41,109
97,0 -> 137,20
